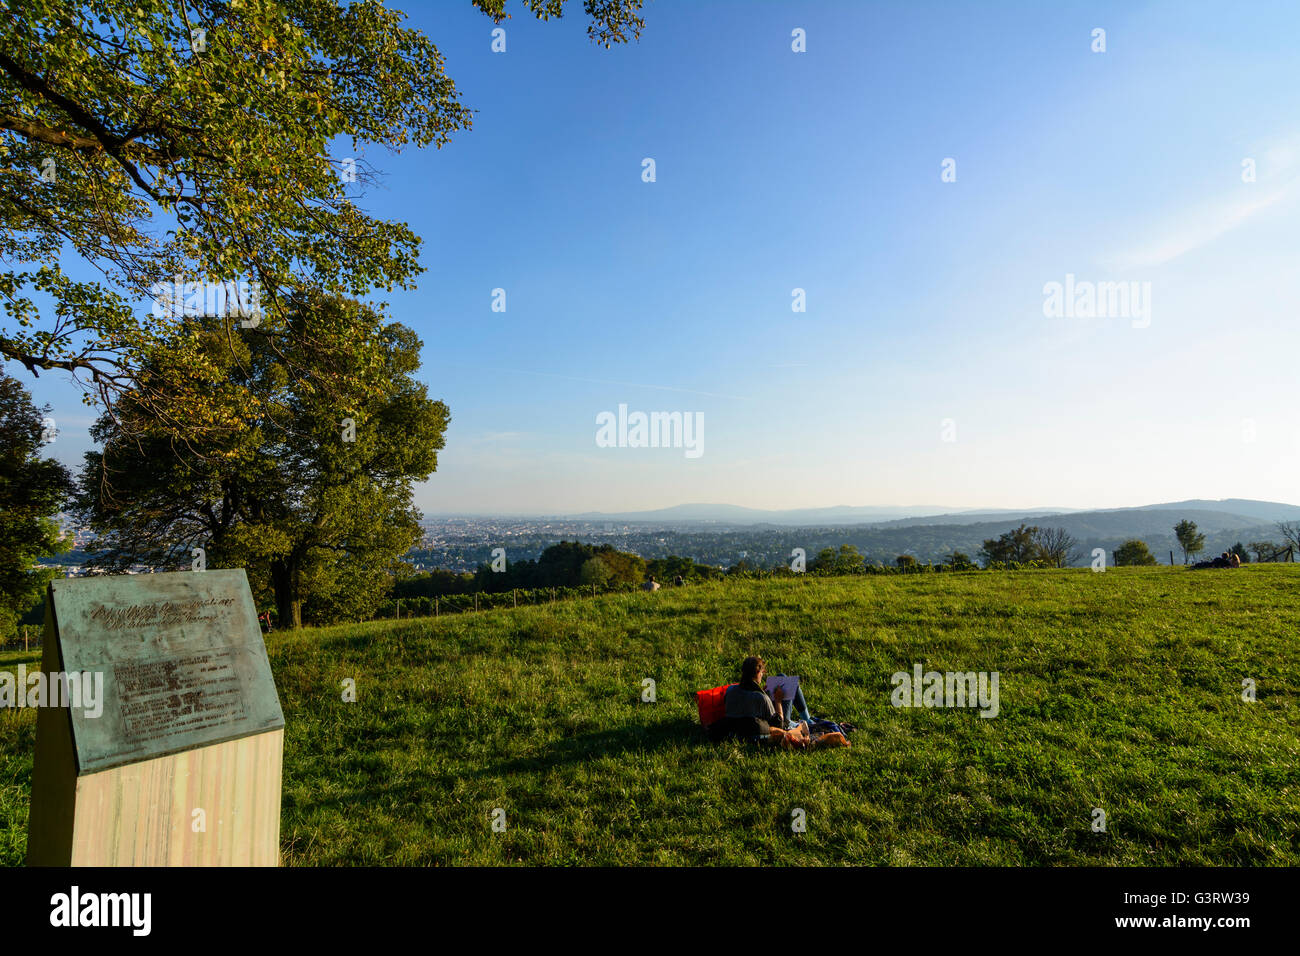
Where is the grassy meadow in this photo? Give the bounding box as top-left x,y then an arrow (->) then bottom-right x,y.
2,564 -> 1298,865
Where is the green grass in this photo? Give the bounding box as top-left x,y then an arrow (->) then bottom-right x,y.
3,565 -> 1299,865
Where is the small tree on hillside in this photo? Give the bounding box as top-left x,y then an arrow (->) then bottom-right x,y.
809,548 -> 837,574
1173,520 -> 1206,565
979,524 -> 1040,566
1275,521 -> 1300,556
1248,540 -> 1283,562
647,555 -> 705,583
809,544 -> 865,575
1114,539 -> 1157,566
579,556 -> 613,587
1033,526 -> 1080,568
833,544 -> 866,573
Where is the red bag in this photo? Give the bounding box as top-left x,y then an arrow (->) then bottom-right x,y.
695,684 -> 733,727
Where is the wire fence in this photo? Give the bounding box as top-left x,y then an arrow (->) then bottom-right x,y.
0,626 -> 43,653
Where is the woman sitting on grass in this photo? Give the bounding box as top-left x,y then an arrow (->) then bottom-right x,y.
724,655 -> 848,749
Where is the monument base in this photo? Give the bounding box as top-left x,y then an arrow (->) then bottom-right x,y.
30,728 -> 282,867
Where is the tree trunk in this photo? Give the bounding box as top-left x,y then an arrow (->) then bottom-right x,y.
270,558 -> 303,629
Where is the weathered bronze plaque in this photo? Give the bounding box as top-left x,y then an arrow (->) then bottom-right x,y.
50,569 -> 284,774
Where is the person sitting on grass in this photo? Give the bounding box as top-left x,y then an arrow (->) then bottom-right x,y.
770,672 -> 854,737
724,655 -> 848,749
722,655 -> 799,745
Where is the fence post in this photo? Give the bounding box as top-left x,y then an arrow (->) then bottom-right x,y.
1170,550 -> 1175,566
435,597 -> 439,617
24,627 -> 29,653
513,589 -> 517,608
475,593 -> 479,613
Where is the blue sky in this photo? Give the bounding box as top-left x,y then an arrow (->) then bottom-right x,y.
23,0 -> 1300,515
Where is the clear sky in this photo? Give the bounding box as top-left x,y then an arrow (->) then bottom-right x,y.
23,0 -> 1300,515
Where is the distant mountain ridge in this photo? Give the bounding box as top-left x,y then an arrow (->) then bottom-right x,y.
566,503 -> 962,523
1123,499 -> 1300,522
561,498 -> 1300,527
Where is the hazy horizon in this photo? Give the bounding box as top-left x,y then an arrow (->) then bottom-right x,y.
417,495 -> 1300,520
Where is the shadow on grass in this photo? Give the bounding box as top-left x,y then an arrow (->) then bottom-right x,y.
472,716 -> 706,779
281,716 -> 719,834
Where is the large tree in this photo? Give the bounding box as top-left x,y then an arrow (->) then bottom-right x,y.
76,296 -> 448,628
0,369 -> 73,635
1,0 -> 642,435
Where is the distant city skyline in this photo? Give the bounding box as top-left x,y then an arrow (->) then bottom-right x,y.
18,0 -> 1300,515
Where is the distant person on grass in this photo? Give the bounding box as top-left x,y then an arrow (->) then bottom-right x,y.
643,575 -> 660,592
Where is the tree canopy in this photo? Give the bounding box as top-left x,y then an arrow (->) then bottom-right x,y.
978,524 -> 1041,566
978,524 -> 1080,568
811,544 -> 866,574
1173,519 -> 1206,565
470,540 -> 652,592
1,0 -> 642,438
1114,539 -> 1157,567
75,295 -> 449,627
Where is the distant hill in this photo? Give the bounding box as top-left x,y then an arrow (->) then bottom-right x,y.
563,498 -> 1298,529
565,502 -> 1083,526
1124,499 -> 1300,522
554,500 -> 1298,568
713,508 -> 1290,567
